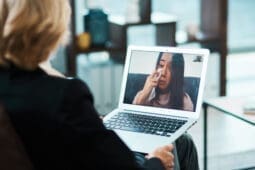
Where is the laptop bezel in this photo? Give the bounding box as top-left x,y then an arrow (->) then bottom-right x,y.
118,45 -> 209,119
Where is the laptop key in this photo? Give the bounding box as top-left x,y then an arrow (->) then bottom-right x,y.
120,126 -> 143,133
156,131 -> 164,135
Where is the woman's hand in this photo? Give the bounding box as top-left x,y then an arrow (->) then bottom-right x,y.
132,70 -> 161,105
146,144 -> 175,170
142,70 -> 160,95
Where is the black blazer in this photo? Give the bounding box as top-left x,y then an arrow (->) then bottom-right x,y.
0,66 -> 164,170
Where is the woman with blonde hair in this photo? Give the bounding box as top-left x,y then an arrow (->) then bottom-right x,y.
0,1 -> 198,170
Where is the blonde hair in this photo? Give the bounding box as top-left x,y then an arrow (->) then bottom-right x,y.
0,0 -> 71,70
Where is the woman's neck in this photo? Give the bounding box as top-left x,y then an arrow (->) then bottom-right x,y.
157,87 -> 169,94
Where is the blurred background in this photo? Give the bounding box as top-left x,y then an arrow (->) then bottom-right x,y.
51,0 -> 255,169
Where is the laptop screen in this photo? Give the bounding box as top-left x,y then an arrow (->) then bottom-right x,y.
123,49 -> 205,112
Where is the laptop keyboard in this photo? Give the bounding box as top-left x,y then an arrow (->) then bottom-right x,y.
104,112 -> 187,137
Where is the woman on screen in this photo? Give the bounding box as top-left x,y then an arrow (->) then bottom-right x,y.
133,52 -> 194,111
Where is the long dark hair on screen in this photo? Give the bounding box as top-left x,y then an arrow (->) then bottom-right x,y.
154,52 -> 185,109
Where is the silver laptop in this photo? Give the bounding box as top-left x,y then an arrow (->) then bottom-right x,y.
103,45 -> 209,153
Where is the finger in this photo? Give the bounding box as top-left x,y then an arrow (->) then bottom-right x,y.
163,144 -> 174,151
151,70 -> 160,79
166,160 -> 175,170
151,70 -> 158,75
151,80 -> 158,86
163,152 -> 174,167
145,153 -> 153,159
165,162 -> 174,170
149,70 -> 156,78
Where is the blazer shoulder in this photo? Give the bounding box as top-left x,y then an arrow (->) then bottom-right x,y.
43,76 -> 90,93
49,77 -> 94,103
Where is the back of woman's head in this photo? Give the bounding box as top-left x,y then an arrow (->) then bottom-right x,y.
0,0 -> 71,70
